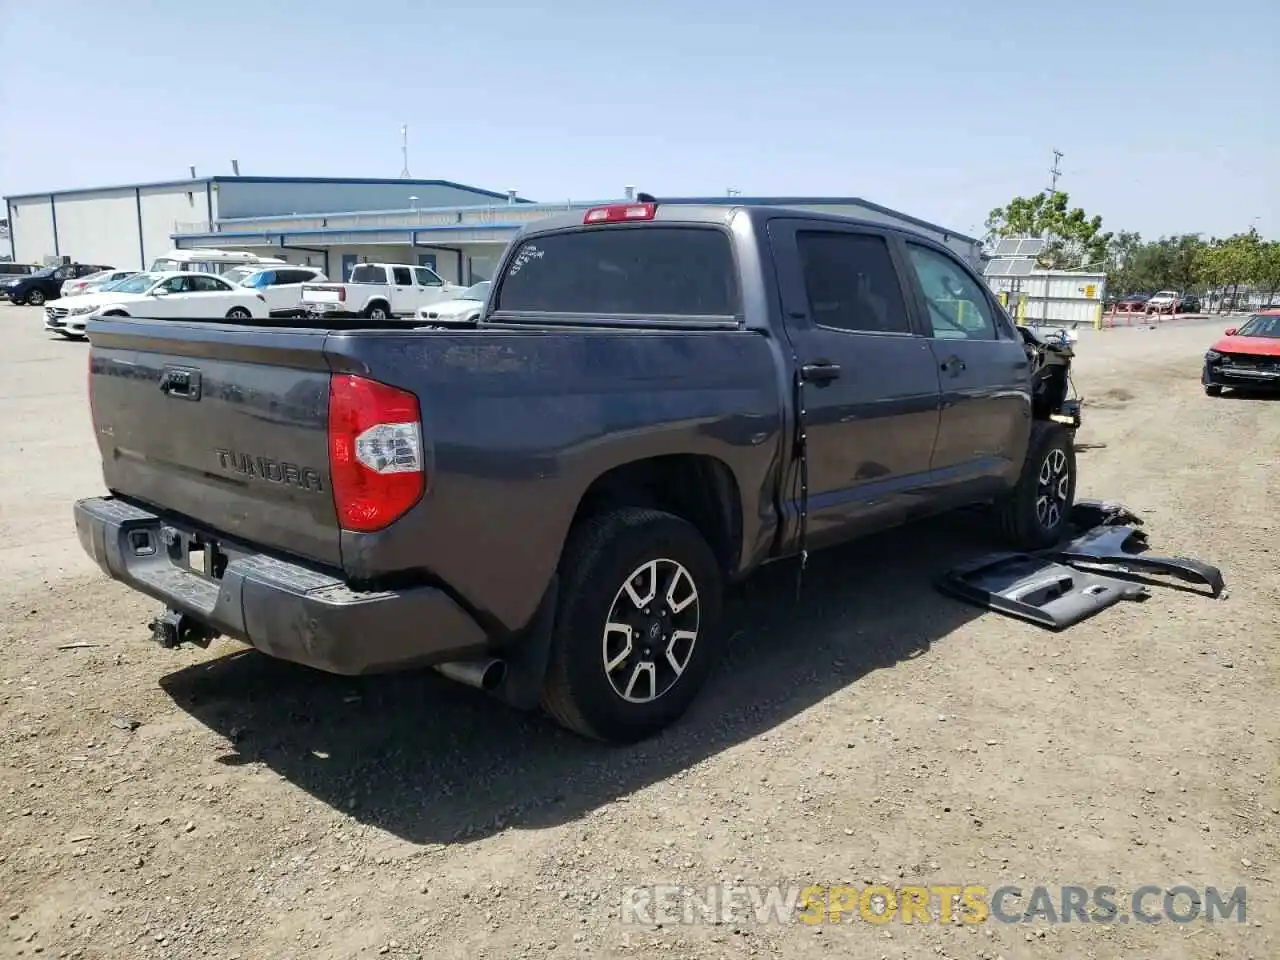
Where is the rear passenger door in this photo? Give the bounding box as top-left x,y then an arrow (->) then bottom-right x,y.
769,219 -> 943,547
267,269 -> 311,314
898,241 -> 1032,497
185,274 -> 238,316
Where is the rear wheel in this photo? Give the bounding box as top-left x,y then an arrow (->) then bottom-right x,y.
541,507 -> 725,743
1204,384 -> 1223,397
365,303 -> 390,321
27,289 -> 46,307
225,307 -> 252,320
998,422 -> 1077,550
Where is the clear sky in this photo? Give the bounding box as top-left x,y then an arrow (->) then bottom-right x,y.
1,0 -> 1275,241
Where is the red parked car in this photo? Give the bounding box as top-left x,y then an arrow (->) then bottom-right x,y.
1202,309 -> 1280,396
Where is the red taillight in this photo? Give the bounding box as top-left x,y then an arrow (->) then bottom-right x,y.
583,202 -> 656,224
328,374 -> 425,532
338,286 -> 346,302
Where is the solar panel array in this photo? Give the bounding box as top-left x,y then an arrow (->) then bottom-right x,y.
983,259 -> 1037,277
992,238 -> 1046,258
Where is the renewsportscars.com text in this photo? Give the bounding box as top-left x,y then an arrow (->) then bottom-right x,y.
621,883 -> 1247,926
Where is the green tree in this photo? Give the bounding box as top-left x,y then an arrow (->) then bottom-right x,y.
1195,230 -> 1265,312
984,191 -> 1113,270
1104,230 -> 1143,295
1256,242 -> 1280,306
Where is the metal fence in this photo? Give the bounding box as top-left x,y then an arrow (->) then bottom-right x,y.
986,270 -> 1106,327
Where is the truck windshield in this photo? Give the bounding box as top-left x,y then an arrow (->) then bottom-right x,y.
494,226 -> 739,317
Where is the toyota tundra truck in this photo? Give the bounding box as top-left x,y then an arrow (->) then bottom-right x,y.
74,200 -> 1080,743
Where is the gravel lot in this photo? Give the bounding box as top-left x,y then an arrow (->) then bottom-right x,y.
1,306 -> 1276,960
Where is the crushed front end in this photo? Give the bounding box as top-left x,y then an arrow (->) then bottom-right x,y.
1018,324 -> 1082,430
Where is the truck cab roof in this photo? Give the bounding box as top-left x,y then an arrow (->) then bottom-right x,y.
516,201 -> 953,245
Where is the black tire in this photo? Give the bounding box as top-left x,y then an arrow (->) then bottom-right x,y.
365,302 -> 390,321
27,289 -> 46,306
541,507 -> 724,743
225,307 -> 252,320
1204,384 -> 1222,397
998,422 -> 1077,550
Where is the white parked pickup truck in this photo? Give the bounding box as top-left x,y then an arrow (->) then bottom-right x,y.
300,263 -> 462,321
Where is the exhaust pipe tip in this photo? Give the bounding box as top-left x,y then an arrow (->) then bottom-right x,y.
434,657 -> 507,692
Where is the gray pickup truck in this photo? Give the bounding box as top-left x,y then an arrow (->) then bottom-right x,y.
75,200 -> 1080,743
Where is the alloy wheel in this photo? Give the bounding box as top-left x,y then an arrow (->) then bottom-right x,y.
1035,448 -> 1070,530
601,558 -> 700,704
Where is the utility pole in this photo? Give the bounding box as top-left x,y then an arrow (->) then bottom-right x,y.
399,125 -> 411,179
1047,149 -> 1064,194
1038,149 -> 1065,324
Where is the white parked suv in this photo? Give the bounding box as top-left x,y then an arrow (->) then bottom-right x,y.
301,262 -> 463,320
44,271 -> 269,338
235,265 -> 326,317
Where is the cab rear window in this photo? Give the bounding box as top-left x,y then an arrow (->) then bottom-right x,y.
494,226 -> 739,317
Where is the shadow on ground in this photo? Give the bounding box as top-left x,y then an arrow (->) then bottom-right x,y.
160,515 -> 1000,845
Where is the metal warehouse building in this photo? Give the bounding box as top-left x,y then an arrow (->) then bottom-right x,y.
5,175 -> 983,286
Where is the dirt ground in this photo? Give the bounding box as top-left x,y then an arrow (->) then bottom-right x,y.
1,307 -> 1276,960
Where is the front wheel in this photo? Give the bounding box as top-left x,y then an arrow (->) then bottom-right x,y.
998,422 -> 1077,550
1204,384 -> 1222,397
26,289 -> 46,307
365,303 -> 390,321
541,507 -> 725,743
225,307 -> 252,320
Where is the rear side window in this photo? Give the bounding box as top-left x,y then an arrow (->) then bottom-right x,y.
188,275 -> 230,292
495,226 -> 738,317
795,231 -> 912,334
392,266 -> 413,286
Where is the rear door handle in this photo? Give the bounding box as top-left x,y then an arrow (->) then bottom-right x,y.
800,361 -> 842,385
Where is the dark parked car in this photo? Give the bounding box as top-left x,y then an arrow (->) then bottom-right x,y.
1178,293 -> 1202,313
4,262 -> 114,306
1115,293 -> 1150,311
74,201 -> 1081,743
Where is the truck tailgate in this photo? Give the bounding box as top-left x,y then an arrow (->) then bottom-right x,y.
301,283 -> 344,304
88,320 -> 341,567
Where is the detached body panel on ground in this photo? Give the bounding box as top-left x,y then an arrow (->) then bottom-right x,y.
75,202 -> 1080,741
